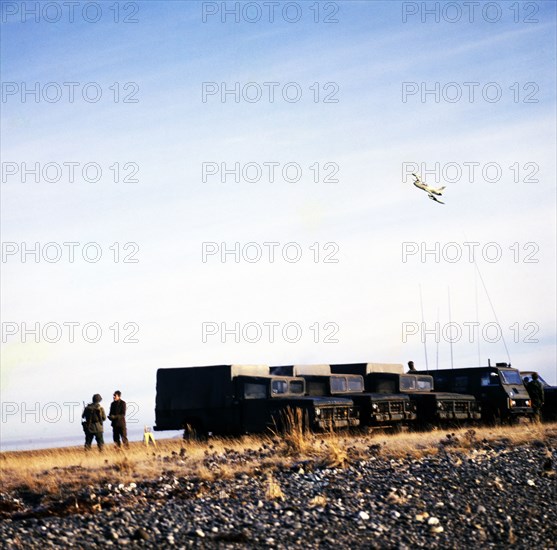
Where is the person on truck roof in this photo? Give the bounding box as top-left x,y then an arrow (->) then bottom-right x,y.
407,361 -> 417,373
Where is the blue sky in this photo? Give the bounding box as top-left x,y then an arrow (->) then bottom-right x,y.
1,0 -> 556,446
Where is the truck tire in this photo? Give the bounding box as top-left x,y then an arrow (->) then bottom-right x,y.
183,421 -> 207,441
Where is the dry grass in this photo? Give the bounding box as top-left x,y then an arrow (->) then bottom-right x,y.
272,407 -> 313,455
308,494 -> 327,507
361,421 -> 552,460
1,422 -> 555,500
265,474 -> 285,501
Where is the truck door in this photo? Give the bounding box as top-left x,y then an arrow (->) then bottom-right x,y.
239,379 -> 270,433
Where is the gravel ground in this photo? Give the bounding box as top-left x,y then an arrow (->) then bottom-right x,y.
1,437 -> 556,549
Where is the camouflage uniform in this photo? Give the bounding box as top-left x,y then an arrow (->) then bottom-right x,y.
82,394 -> 107,450
526,378 -> 544,422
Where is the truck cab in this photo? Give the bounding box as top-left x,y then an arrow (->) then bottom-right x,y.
422,364 -> 532,423
363,372 -> 481,427
235,374 -> 359,432
276,364 -> 416,428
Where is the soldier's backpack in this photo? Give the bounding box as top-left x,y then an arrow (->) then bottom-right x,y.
82,405 -> 101,433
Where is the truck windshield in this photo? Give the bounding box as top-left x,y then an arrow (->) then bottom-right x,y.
500,370 -> 523,385
271,379 -> 289,395
400,375 -> 417,391
522,373 -> 550,387
330,376 -> 348,393
347,376 -> 364,392
416,376 -> 433,391
289,380 -> 305,395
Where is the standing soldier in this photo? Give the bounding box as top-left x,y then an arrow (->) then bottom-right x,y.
526,373 -> 545,423
108,390 -> 129,448
407,361 -> 417,373
82,394 -> 106,451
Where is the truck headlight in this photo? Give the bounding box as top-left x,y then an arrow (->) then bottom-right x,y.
437,402 -> 444,409
526,400 -> 531,407
315,408 -> 321,416
510,400 -> 516,407
372,403 -> 379,410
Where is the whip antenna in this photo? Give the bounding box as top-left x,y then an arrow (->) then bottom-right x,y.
436,306 -> 440,370
473,260 -> 512,365
448,286 -> 454,369
419,284 -> 429,371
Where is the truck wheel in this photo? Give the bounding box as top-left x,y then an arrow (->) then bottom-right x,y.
487,410 -> 502,427
390,424 -> 405,434
183,422 -> 207,441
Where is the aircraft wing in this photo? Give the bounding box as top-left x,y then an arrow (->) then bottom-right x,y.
428,194 -> 445,205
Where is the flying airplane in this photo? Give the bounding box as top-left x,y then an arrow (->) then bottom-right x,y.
412,173 -> 446,204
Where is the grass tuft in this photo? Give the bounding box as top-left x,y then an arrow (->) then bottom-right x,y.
265,474 -> 285,501
273,407 -> 312,456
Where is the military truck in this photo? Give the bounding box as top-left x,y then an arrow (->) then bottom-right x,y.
330,363 -> 480,428
154,365 -> 359,436
275,364 -> 416,429
422,363 -> 532,424
521,371 -> 557,422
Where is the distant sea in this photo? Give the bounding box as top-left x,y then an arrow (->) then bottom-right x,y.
0,427 -> 184,452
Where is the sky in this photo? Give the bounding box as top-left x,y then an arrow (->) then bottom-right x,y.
1,0 -> 556,448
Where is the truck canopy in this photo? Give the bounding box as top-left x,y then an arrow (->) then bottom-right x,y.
331,363 -> 405,375
156,365 -> 270,410
293,364 -> 331,376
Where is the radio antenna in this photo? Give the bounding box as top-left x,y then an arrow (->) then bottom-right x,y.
419,284 -> 429,371
464,232 -> 511,366
436,306 -> 440,370
447,286 -> 454,369
473,260 -> 512,365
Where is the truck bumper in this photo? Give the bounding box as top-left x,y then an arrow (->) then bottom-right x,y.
510,407 -> 532,416
438,411 -> 479,420
371,413 -> 414,423
315,418 -> 359,430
